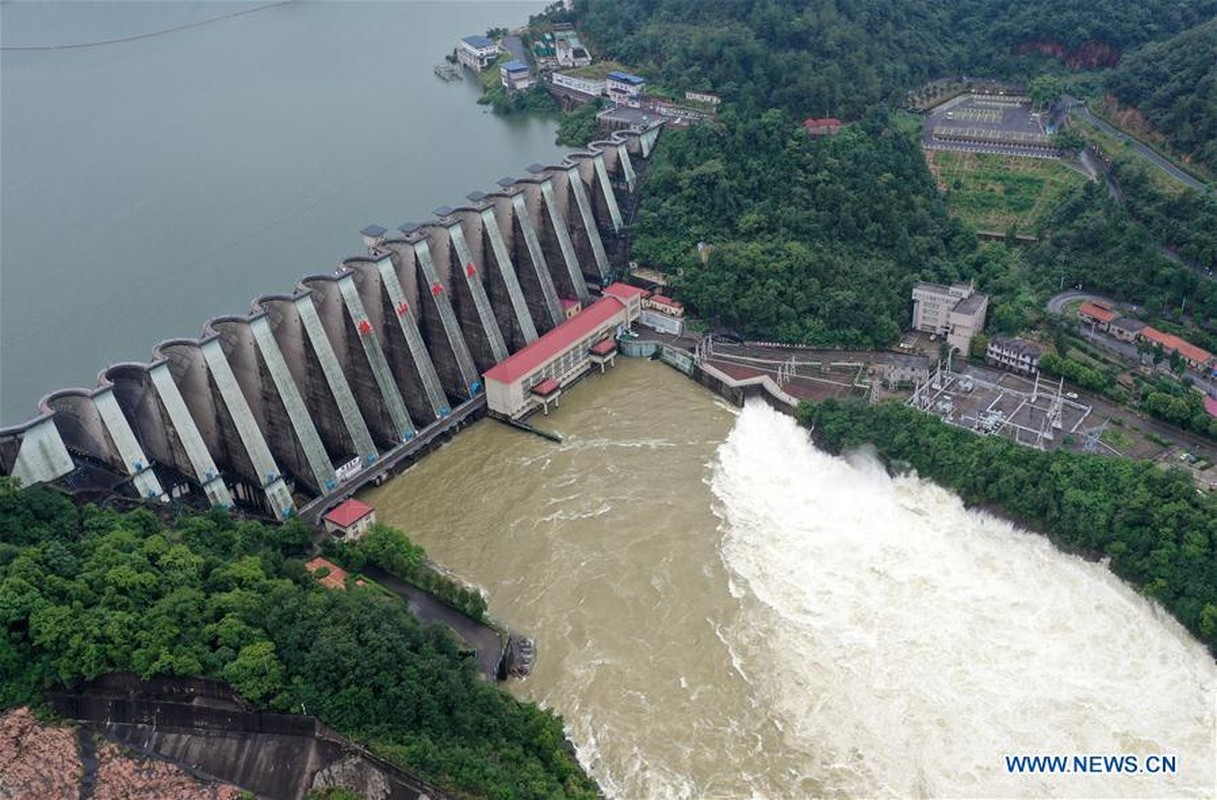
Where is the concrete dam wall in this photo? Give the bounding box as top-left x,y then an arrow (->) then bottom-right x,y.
1,125 -> 662,519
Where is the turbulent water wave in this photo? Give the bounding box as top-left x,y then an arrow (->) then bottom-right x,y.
713,402 -> 1217,798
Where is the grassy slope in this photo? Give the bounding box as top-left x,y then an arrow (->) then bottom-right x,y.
927,151 -> 1088,232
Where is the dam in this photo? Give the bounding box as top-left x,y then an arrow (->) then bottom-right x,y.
0,124 -> 662,521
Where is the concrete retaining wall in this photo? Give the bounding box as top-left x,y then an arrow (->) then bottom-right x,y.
48,673 -> 449,800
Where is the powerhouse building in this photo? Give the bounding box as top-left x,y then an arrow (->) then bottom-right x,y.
483,283 -> 643,418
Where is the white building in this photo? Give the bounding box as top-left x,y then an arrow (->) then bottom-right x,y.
986,337 -> 1044,376
552,72 -> 606,99
322,498 -> 377,539
911,281 -> 988,355
639,293 -> 685,335
483,284 -> 643,419
606,71 -> 647,108
685,91 -> 721,105
458,35 -> 499,72
500,59 -> 533,91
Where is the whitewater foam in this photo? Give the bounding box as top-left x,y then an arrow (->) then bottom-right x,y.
713,402 -> 1216,797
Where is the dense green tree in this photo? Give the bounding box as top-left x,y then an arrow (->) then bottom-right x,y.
555,99 -> 604,147
631,108 -> 973,345
1028,75 -> 1063,111
0,482 -> 596,799
1105,18 -> 1217,171
569,0 -> 1216,120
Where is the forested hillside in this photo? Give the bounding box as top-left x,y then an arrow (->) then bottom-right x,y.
1025,181 -> 1217,324
567,0 -> 1217,117
635,108 -> 972,344
1105,18 -> 1217,171
0,481 -> 597,800
557,0 -> 1217,347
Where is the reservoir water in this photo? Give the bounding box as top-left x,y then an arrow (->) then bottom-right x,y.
364,359 -> 1217,798
0,0 -> 562,424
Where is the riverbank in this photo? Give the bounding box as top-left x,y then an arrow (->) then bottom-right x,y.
358,358 -> 1217,797
799,396 -> 1217,657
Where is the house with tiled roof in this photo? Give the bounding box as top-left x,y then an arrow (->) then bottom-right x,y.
1079,301 -> 1118,331
322,498 -> 376,540
1140,327 -> 1215,371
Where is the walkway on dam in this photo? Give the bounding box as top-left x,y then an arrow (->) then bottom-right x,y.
298,396 -> 486,526
363,566 -> 507,681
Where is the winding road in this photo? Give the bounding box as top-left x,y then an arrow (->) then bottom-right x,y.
1045,289 -> 1104,316
1061,95 -> 1206,191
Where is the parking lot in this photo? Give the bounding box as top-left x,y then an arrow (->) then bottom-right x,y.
924,94 -> 1059,159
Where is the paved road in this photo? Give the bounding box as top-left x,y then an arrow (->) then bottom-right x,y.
364,566 -> 508,681
501,34 -> 527,66
1046,290 -> 1104,315
1062,96 -> 1206,191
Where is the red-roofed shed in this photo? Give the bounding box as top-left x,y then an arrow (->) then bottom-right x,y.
1205,395 -> 1217,418
1079,301 -> 1117,329
804,117 -> 843,136
532,377 -> 562,397
323,498 -> 376,539
589,338 -> 617,356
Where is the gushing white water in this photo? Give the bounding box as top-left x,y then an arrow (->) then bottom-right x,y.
714,402 -> 1217,797
367,363 -> 1216,799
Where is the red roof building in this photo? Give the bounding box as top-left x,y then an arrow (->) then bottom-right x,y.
1140,327 -> 1214,370
804,117 -> 843,136
1079,301 -> 1118,329
532,377 -> 562,397
483,288 -> 641,418
642,294 -> 685,317
1205,395 -> 1217,418
589,338 -> 617,357
322,498 -> 376,539
602,281 -> 647,299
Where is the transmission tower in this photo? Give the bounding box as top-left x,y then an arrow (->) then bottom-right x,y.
1046,376 -> 1064,431
776,356 -> 796,387
1080,420 -> 1110,454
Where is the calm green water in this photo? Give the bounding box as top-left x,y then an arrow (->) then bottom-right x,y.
0,0 -> 560,423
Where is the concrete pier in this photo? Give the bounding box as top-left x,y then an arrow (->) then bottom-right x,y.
475,206 -> 539,347
264,292 -> 379,469
411,237 -> 481,396
214,313 -> 338,495
40,387 -> 167,500
502,189 -> 564,329
301,274 -> 413,452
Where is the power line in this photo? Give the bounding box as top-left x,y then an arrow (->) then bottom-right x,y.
1,1 -> 292,52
